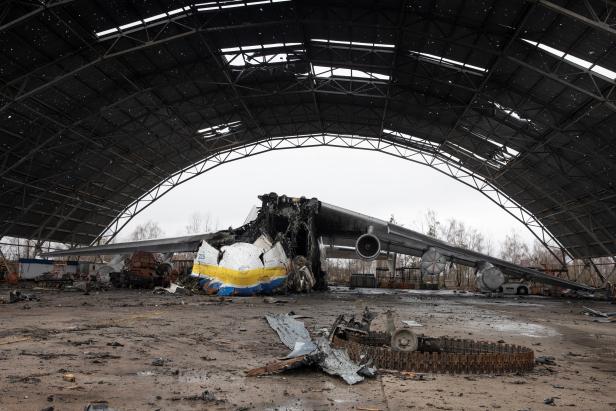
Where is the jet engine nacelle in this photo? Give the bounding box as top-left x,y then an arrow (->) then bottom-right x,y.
420,247 -> 447,276
355,233 -> 381,261
476,261 -> 505,292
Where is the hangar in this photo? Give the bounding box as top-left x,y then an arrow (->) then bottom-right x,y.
1,0 -> 615,266
2,2 -> 616,409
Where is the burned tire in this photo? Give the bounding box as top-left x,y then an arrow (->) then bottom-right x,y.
517,286 -> 529,295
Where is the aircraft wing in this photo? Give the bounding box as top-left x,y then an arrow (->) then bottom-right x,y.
316,202 -> 598,293
41,231 -> 233,257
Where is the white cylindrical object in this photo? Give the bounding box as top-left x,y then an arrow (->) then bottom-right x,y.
476,262 -> 505,291
420,247 -> 447,276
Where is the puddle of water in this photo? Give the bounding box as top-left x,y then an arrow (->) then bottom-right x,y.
264,397 -> 354,411
330,286 -> 482,297
472,300 -> 545,307
490,321 -> 559,337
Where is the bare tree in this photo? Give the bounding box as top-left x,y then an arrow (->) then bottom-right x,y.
529,240 -> 562,268
185,212 -> 214,234
423,209 -> 440,239
185,212 -> 203,234
499,231 -> 530,264
130,221 -> 164,241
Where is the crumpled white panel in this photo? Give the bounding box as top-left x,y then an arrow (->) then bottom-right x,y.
219,243 -> 263,271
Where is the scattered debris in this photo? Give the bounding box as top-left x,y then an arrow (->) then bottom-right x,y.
265,313 -> 317,354
582,306 -> 616,318
69,339 -> 96,346
246,355 -> 317,377
7,375 -> 41,384
62,373 -> 75,382
153,283 -> 191,295
185,390 -> 223,403
535,356 -> 556,365
84,352 -> 121,360
0,336 -> 32,346
172,390 -> 225,404
544,396 -> 558,405
249,313 -> 366,384
83,401 -> 116,411
316,336 -> 365,384
402,320 -> 423,327
263,296 -> 290,304
399,371 -> 428,381
9,290 -> 39,303
583,306 -> 616,322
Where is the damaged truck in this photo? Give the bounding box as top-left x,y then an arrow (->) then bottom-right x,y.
43,193 -> 600,296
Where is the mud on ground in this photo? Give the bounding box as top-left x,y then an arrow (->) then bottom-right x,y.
1,287 -> 615,411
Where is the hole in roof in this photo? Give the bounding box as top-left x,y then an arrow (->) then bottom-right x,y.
309,65 -> 390,81
490,100 -> 531,123
196,0 -> 290,11
383,128 -> 439,150
521,38 -> 616,81
382,129 -> 462,164
220,42 -> 302,53
409,50 -> 487,75
198,121 -> 242,139
384,127 -> 519,170
459,125 -> 520,169
95,0 -> 291,38
311,38 -> 395,49
220,42 -> 304,67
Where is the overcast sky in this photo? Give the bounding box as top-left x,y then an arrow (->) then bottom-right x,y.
118,147 -> 536,252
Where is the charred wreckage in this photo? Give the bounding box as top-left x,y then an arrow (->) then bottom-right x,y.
44,193 -> 600,296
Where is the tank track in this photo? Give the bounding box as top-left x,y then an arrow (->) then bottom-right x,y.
332,332 -> 534,374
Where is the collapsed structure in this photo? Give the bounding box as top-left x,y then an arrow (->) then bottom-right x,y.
43,193 -> 601,296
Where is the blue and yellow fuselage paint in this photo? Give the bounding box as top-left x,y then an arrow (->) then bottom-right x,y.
190,262 -> 288,296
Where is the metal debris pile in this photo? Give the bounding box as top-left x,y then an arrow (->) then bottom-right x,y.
246,313 -> 374,385
8,290 -> 39,303
248,309 -> 535,383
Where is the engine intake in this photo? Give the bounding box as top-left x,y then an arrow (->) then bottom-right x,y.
476,261 -> 505,292
355,233 -> 381,261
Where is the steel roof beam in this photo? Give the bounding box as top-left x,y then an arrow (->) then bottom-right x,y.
0,0 -> 76,33
534,0 -> 616,37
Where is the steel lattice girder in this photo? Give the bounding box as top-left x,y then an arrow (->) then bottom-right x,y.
0,0 -> 615,258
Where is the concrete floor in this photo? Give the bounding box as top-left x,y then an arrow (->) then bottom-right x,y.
1,287 -> 615,411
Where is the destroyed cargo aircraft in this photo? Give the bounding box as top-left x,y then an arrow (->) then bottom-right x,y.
44,193 -> 599,295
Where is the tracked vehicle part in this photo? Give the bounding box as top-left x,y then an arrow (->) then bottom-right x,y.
390,329 -> 419,352
333,332 -> 534,374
